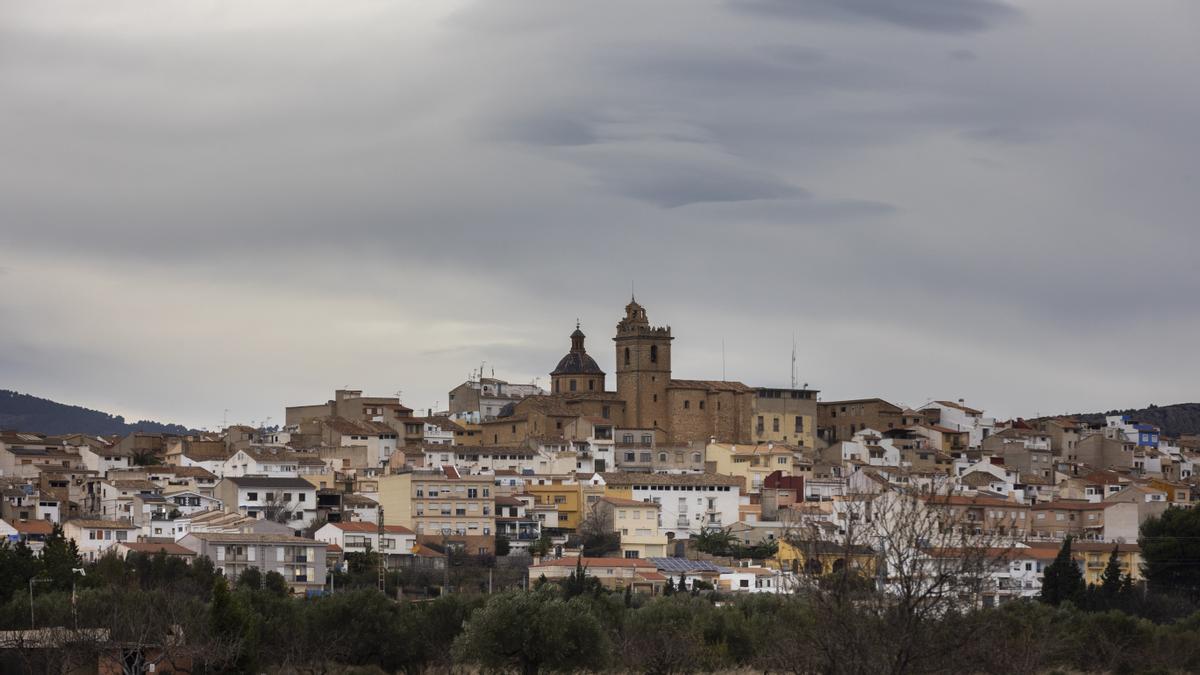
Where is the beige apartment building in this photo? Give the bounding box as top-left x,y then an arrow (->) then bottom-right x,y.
750,389 -> 817,448
411,466 -> 496,554
705,442 -> 797,493
817,399 -> 927,444
286,388 -> 416,436
1030,500 -> 1106,539
594,495 -> 669,559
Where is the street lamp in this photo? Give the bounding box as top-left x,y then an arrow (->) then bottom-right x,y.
71,568 -> 85,630
29,576 -> 51,630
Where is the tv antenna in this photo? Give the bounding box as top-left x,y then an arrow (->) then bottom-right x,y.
791,334 -> 798,390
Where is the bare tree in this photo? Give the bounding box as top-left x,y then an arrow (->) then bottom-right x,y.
779,474 -> 1018,675
260,492 -> 298,524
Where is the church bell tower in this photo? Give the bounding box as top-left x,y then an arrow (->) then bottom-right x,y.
614,298 -> 672,432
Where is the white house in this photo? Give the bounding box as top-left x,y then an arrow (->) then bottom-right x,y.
213,476 -> 318,531
590,472 -> 741,540
313,521 -> 415,557
64,519 -> 140,562
177,532 -> 328,594
97,479 -> 164,519
221,449 -> 302,478
720,566 -> 783,593
0,518 -> 54,553
919,400 -> 997,449
162,489 -> 224,516
78,444 -> 132,474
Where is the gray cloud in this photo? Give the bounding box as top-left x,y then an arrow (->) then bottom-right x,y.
730,0 -> 1022,33
0,0 -> 1197,427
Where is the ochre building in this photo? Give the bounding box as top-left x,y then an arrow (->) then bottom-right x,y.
479,299 -> 817,447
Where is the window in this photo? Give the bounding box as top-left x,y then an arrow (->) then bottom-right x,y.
624,347 -> 630,365
625,452 -> 636,462
699,400 -> 705,410
624,550 -> 639,559
570,380 -> 577,392
589,380 -> 595,391
247,492 -> 258,501
640,453 -> 652,463
554,495 -> 566,504
641,434 -> 652,445
602,406 -> 610,419
652,394 -> 657,402
795,416 -> 804,433
650,345 -> 658,363
773,418 -> 780,432
658,453 -> 667,463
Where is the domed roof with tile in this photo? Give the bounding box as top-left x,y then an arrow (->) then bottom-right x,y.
551,324 -> 605,376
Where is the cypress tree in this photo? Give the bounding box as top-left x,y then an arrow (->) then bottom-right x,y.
1040,536 -> 1084,606
1100,545 -> 1123,596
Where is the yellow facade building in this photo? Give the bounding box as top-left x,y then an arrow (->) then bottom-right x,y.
705,442 -> 796,493
594,496 -> 669,559
527,482 -> 584,530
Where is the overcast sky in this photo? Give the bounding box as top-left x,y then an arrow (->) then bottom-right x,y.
2,0 -> 1198,430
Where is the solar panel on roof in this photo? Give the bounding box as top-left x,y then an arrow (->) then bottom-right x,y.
647,557 -> 730,573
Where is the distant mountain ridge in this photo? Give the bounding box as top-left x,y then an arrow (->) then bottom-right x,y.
1067,402 -> 1200,438
0,390 -> 192,437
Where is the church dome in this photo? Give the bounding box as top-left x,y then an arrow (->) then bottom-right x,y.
551,324 -> 605,376
551,351 -> 605,376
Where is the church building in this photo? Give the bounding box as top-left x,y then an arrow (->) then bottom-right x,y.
477,299 -> 818,449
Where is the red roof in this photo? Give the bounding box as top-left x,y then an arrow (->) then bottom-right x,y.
922,495 -> 1021,508
1031,500 -> 1107,511
763,470 -> 804,491
332,522 -> 414,535
118,541 -> 196,556
533,556 -> 654,569
7,520 -> 53,535
598,496 -> 659,508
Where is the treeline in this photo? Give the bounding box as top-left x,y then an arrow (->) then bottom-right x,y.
4,548 -> 1200,674
0,389 -> 191,436
7,569 -> 1200,674
8,507 -> 1200,673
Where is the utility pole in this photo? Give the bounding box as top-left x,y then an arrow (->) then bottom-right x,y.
442,528 -> 451,594
377,507 -> 387,592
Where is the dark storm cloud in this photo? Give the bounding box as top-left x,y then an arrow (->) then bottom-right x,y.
0,0 -> 1197,427
573,143 -> 807,207
731,0 -> 1022,33
962,125 -> 1043,144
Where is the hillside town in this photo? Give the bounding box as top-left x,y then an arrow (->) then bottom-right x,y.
2,299 -> 1196,610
